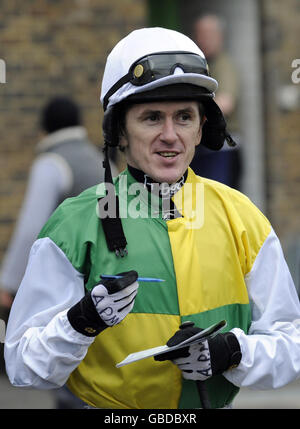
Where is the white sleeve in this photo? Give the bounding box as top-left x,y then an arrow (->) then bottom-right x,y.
0,154 -> 73,294
4,237 -> 95,389
224,227 -> 300,389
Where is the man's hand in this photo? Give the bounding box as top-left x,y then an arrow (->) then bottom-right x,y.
155,322 -> 242,381
67,270 -> 139,336
91,271 -> 138,326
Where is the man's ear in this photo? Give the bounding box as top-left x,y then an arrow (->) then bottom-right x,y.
196,116 -> 206,146
118,133 -> 129,152
201,115 -> 207,126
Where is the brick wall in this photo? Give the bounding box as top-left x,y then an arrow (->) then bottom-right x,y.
261,0 -> 300,248
0,0 -> 147,261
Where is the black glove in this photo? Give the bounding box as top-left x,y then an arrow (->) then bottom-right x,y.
155,322 -> 241,381
67,270 -> 138,337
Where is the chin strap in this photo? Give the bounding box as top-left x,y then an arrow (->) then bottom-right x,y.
224,130 -> 237,147
98,145 -> 128,257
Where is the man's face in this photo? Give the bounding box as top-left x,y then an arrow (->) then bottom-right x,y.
120,101 -> 203,184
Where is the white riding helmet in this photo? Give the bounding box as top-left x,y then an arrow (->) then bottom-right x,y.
100,27 -> 218,111
100,27 -> 235,151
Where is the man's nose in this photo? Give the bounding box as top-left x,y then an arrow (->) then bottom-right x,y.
160,118 -> 177,144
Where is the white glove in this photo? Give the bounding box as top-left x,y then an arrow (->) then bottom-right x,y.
91,275 -> 139,326
154,322 -> 242,381
67,270 -> 139,336
173,341 -> 212,381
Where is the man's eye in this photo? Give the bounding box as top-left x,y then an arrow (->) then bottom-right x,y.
179,113 -> 191,121
145,113 -> 160,122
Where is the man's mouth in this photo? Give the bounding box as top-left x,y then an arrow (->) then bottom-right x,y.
157,151 -> 178,158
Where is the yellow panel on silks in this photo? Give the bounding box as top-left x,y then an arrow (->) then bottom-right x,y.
168,168 -> 270,317
166,168 -> 271,409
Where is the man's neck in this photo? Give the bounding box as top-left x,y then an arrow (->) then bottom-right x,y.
127,165 -> 188,220
127,165 -> 188,198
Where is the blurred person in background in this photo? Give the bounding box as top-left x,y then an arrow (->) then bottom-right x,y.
190,14 -> 243,190
0,96 -> 116,407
